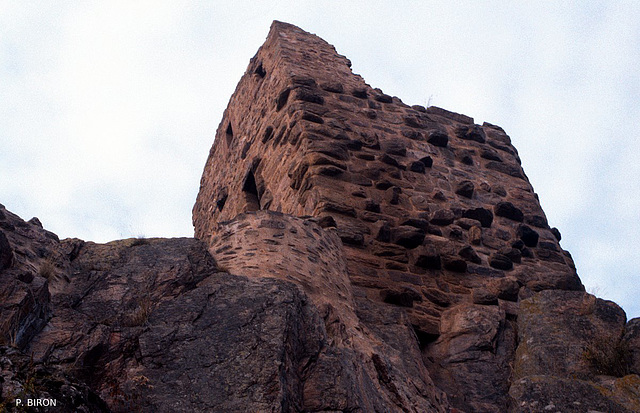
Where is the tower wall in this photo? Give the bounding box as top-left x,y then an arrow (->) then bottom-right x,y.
193,21 -> 581,339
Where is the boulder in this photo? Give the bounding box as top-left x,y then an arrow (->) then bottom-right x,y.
517,224 -> 539,247
489,253 -> 513,271
459,245 -> 481,264
430,209 -> 455,226
427,130 -> 449,147
515,290 -> 627,379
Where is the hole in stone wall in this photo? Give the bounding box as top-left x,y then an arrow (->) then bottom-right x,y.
272,125 -> 287,146
262,126 -> 274,143
242,170 -> 261,212
226,123 -> 233,146
276,88 -> 290,111
216,194 -> 228,212
414,328 -> 440,352
241,141 -> 252,160
254,63 -> 266,78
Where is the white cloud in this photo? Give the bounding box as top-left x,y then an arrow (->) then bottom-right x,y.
1,2 -> 639,318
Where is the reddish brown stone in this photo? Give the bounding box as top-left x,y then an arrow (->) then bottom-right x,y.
3,21 -> 635,413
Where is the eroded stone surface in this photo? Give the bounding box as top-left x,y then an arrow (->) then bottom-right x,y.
2,20 -> 640,413
511,290 -> 640,412
423,303 -> 517,412
509,375 -> 640,413
625,318 -> 640,375
0,346 -> 109,412
2,207 -> 447,412
192,20 -> 588,413
0,204 -> 60,350
515,290 -> 627,379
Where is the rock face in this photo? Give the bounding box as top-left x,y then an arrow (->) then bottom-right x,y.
1,21 -> 640,412
0,205 -> 58,351
0,346 -> 109,412
193,22 -> 583,346
1,204 -> 445,412
511,290 -> 640,412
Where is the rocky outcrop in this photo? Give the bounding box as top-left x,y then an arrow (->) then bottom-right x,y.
626,318 -> 640,375
0,205 -> 59,351
206,210 -> 448,411
0,346 -> 109,412
511,290 -> 640,412
423,303 -> 516,412
515,290 -> 627,380
1,205 -> 446,412
2,21 -> 640,413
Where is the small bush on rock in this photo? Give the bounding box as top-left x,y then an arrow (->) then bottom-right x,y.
38,259 -> 57,280
124,297 -> 153,327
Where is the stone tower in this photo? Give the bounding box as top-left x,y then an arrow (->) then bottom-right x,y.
193,21 -> 639,412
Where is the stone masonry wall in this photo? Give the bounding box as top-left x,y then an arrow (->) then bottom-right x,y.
208,210 -> 360,336
193,21 -> 582,339
1,21 -> 636,413
192,22 -> 598,411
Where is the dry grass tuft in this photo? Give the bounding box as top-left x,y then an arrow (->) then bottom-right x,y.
38,259 -> 57,280
124,297 -> 153,327
131,237 -> 149,247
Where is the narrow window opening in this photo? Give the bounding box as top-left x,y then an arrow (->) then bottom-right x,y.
276,88 -> 290,111
225,123 -> 233,146
216,194 -> 228,212
242,171 -> 261,212
254,63 -> 266,78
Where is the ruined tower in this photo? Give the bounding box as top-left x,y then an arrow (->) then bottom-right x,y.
0,21 -> 638,412
193,21 -> 582,328
192,21 -> 640,412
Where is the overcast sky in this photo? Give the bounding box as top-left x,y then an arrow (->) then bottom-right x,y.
1,1 -> 638,318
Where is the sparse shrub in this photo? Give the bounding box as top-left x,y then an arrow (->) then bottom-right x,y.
583,334 -> 631,377
131,374 -> 153,389
0,356 -> 41,412
124,297 -> 153,327
587,284 -> 607,298
38,259 -> 57,280
216,263 -> 230,273
131,237 -> 149,247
